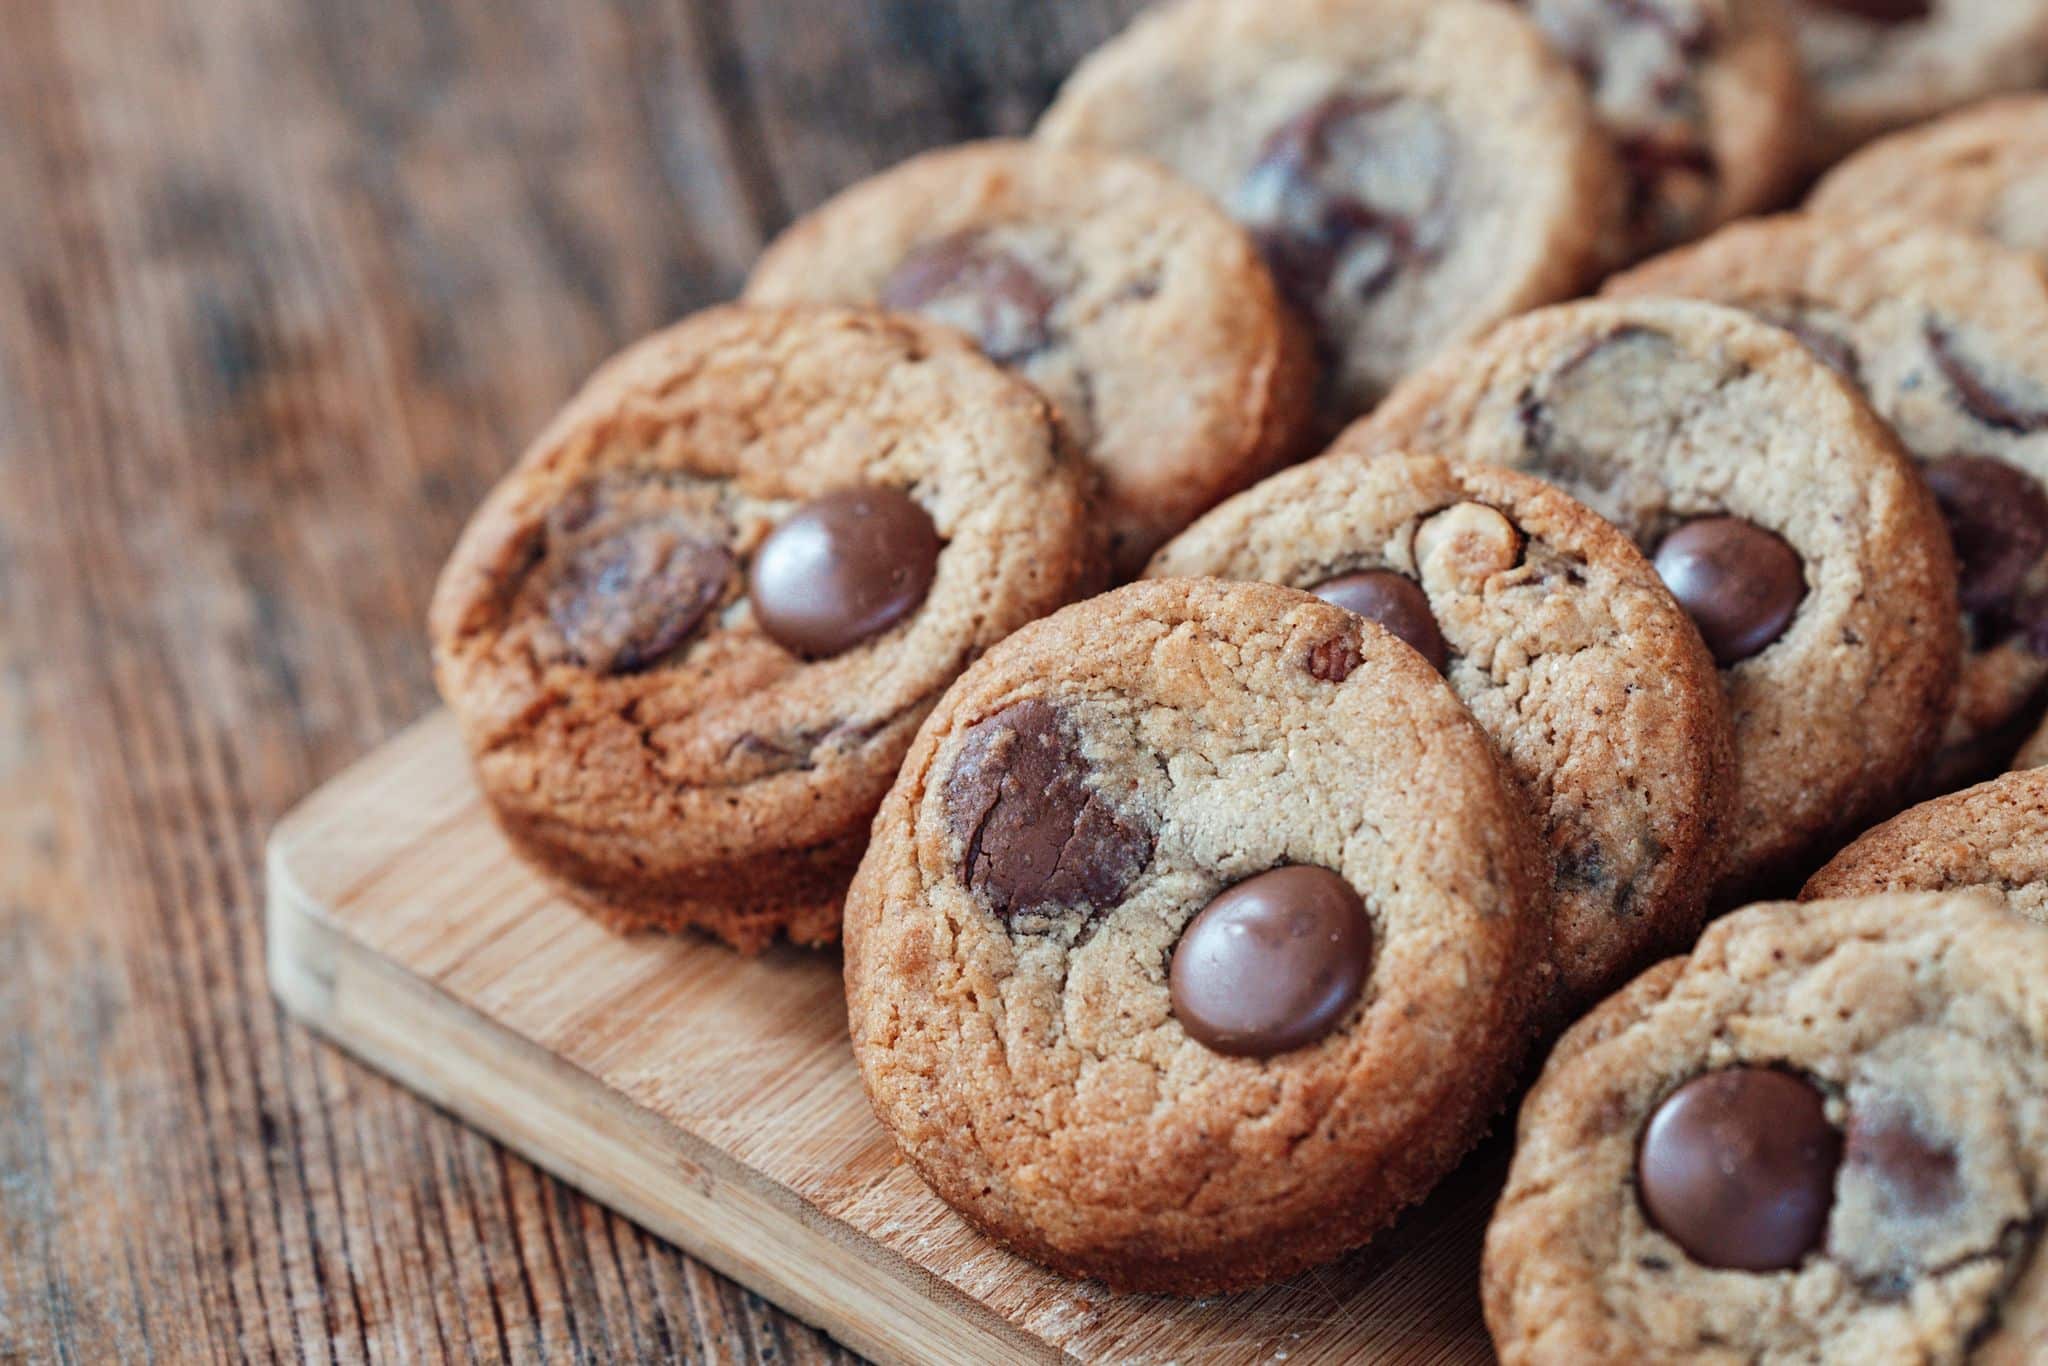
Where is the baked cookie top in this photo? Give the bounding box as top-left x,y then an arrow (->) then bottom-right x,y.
746,140 -> 1314,576
1036,0 -> 1620,419
1485,893 -> 2048,1365
1804,768 -> 2048,924
429,305 -> 1097,948
1148,452 -> 1733,1011
1338,297 -> 1961,892
1788,2 -> 2048,164
1519,0 -> 1804,258
1611,213 -> 2048,782
1809,94 -> 2048,263
844,578 -> 1546,1295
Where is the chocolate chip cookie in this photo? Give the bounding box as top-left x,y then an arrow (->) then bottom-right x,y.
1035,0 -> 1622,420
1147,453 -> 1733,1011
1803,768 -> 2048,924
843,577 -> 1548,1294
1338,298 -> 1963,894
1788,3 -> 2048,166
430,306 -> 1099,952
1485,892 -> 2048,1364
745,140 -> 1315,576
1809,95 -> 2048,263
1610,213 -> 2048,788
1518,0 -> 1805,258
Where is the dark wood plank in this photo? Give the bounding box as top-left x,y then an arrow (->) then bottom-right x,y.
0,0 -> 1148,1358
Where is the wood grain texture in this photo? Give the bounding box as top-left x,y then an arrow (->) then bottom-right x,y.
268,713 -> 1502,1366
0,0 -> 1181,1359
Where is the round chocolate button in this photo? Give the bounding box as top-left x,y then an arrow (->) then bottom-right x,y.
1312,571 -> 1450,673
1169,866 -> 1373,1058
1638,1068 -> 1841,1272
1653,518 -> 1807,667
749,487 -> 940,658
1922,455 -> 2048,616
880,232 -> 1056,366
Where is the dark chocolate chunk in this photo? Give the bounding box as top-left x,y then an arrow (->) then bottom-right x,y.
1845,1104 -> 1961,1218
1654,518 -> 1807,667
1232,93 -> 1454,312
748,487 -> 941,659
880,231 -> 1057,365
1169,865 -> 1373,1058
1638,1068 -> 1842,1272
1923,455 -> 2048,616
1312,570 -> 1450,673
944,700 -> 1152,923
1929,322 -> 2048,435
545,494 -> 733,675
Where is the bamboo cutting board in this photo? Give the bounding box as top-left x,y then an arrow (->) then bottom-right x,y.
266,711 -> 1504,1365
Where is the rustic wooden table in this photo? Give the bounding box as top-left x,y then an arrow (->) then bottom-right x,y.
0,2 -> 1149,1358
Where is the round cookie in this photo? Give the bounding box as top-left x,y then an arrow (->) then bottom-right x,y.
1809,95 -> 2048,263
1518,0 -> 1805,258
1610,213 -> 2048,788
1338,297 -> 1963,893
1147,453 -> 1734,1010
843,577 -> 1548,1295
1788,3 -> 2048,165
1803,768 -> 2048,923
745,141 -> 1315,576
1035,0 -> 1622,420
1484,893 -> 2048,1364
429,305 -> 1099,952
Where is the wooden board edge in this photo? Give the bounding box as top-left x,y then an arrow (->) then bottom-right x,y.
264,829 -> 1068,1366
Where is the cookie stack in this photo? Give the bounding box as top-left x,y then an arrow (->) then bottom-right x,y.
428,0 -> 2048,1348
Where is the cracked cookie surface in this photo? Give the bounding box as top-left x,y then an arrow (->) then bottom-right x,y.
1484,893 -> 2048,1365
1148,453 -> 1733,1013
429,305 -> 1098,951
745,140 -> 1315,577
1809,95 -> 2048,264
1787,2 -> 2048,165
1339,298 -> 1961,896
1803,769 -> 2048,924
843,578 -> 1547,1294
1611,214 -> 2048,788
1035,0 -> 1620,422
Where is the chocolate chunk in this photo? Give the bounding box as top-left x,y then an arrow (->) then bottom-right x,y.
1805,0 -> 1932,20
1307,634 -> 1362,683
1312,571 -> 1450,673
1169,866 -> 1373,1058
1928,322 -> 2048,435
1520,327 -> 1711,501
1653,518 -> 1807,667
1232,94 -> 1454,312
748,487 -> 941,659
944,700 -> 1152,923
1923,455 -> 2048,616
545,495 -> 733,675
1845,1105 -> 1960,1218
879,231 -> 1057,365
1637,1068 -> 1841,1272
1758,307 -> 1865,388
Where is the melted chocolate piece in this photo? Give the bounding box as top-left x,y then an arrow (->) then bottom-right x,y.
880,231 -> 1057,365
748,487 -> 941,658
1805,0 -> 1933,20
1923,455 -> 2048,617
545,491 -> 733,675
1654,518 -> 1807,666
1928,322 -> 2048,435
1520,326 -> 1693,497
1232,93 -> 1454,312
944,700 -> 1153,923
1758,306 -> 1866,388
1311,570 -> 1450,673
1169,866 -> 1373,1058
1845,1105 -> 1961,1218
1638,1068 -> 1842,1272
